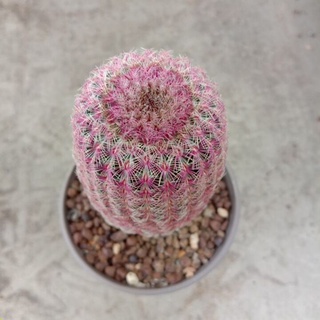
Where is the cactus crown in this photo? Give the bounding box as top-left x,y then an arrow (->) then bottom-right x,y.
72,49 -> 227,236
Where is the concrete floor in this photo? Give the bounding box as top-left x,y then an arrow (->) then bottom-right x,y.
1,0 -> 320,319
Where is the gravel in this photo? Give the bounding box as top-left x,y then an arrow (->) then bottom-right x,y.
66,175 -> 232,288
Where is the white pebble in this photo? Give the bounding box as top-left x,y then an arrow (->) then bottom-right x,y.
126,272 -> 146,287
183,266 -> 196,278
112,243 -> 121,255
203,204 -> 215,217
190,233 -> 199,250
217,207 -> 229,218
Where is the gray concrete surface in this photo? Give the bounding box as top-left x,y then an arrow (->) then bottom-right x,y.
1,0 -> 320,319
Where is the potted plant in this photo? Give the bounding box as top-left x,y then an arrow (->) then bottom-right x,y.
61,49 -> 240,294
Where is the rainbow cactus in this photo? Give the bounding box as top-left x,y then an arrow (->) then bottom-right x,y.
72,49 -> 227,236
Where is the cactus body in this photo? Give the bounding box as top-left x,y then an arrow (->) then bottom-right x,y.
72,49 -> 227,236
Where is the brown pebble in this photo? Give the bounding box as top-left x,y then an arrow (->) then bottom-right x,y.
210,220 -> 221,232
66,199 -> 75,209
93,217 -> 100,227
166,272 -> 182,284
203,248 -> 213,259
102,247 -> 113,258
112,254 -> 122,265
126,236 -> 138,246
173,236 -> 180,249
199,236 -> 207,249
85,253 -> 95,265
153,271 -> 162,279
165,235 -> 173,246
189,224 -> 199,233
137,248 -> 147,258
178,250 -> 186,258
180,256 -> 191,268
82,228 -> 93,241
221,220 -> 229,231
69,223 -> 77,233
125,263 -> 135,271
76,203 -> 83,211
73,232 -> 82,245
152,260 -> 165,273
110,231 -> 128,242
67,188 -> 77,198
207,241 -> 215,249
102,223 -> 110,231
140,264 -> 153,277
180,238 -> 188,248
165,259 -> 176,273
126,246 -> 138,256
143,257 -> 152,265
98,251 -> 108,263
201,217 -> 210,228
165,246 -> 174,256
116,267 -> 127,280
85,221 -> 93,229
214,214 -> 224,222
95,262 -> 106,272
105,266 -> 116,277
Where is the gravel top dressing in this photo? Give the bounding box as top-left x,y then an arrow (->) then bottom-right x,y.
65,175 -> 231,288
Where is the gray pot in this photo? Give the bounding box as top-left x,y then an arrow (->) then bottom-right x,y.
60,165 -> 240,295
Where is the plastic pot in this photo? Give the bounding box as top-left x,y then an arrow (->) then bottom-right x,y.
60,165 -> 240,295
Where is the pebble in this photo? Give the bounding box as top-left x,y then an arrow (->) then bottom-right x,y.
95,262 -> 105,272
183,266 -> 196,278
214,237 -> 224,247
126,272 -> 146,287
102,247 -> 113,258
172,236 -> 180,249
129,255 -> 139,263
126,236 -> 138,246
166,273 -> 181,284
105,266 -> 116,277
112,243 -> 121,255
210,220 -> 221,232
152,260 -> 165,273
217,207 -> 229,218
180,256 -> 191,268
66,199 -> 75,209
190,233 -> 199,250
67,188 -> 77,198
221,220 -> 229,231
110,231 -> 128,242
203,204 -> 215,217
137,247 -> 147,258
116,267 -> 127,280
72,232 -> 82,245
217,230 -> 225,238
82,228 -> 93,241
85,253 -> 95,265
189,224 -> 199,233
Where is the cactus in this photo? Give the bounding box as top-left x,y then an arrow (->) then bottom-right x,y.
72,49 -> 227,236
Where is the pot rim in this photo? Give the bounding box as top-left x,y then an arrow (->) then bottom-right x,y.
60,164 -> 240,295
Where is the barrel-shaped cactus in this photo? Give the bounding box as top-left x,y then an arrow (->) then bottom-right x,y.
72,49 -> 227,236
